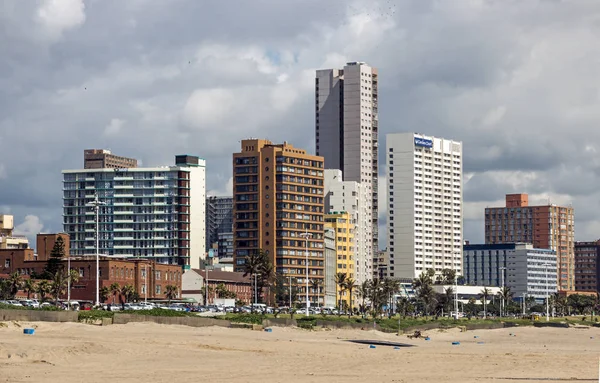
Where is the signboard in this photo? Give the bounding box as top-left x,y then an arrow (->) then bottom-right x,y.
414,137 -> 433,148
208,249 -> 215,258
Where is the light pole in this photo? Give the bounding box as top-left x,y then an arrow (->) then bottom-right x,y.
67,253 -> 71,310
454,273 -> 459,319
289,275 -> 292,309
205,265 -> 209,306
299,229 -> 312,317
144,264 -> 147,304
543,263 -> 550,322
253,273 -> 258,307
87,194 -> 105,307
500,266 -> 506,317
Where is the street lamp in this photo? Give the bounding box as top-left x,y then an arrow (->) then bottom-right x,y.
144,264 -> 147,304
87,194 -> 106,307
543,263 -> 550,322
454,273 -> 459,320
67,253 -> 71,310
500,266 -> 506,317
299,229 -> 312,317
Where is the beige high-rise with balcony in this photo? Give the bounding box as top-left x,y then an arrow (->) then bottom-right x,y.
232,139 -> 325,306
0,215 -> 29,249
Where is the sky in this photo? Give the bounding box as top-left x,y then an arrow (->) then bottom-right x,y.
1,0 -> 600,249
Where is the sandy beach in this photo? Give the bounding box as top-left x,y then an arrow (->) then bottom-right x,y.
1,321 -> 599,383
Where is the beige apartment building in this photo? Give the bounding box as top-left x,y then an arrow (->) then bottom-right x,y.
0,215 -> 29,250
325,211 -> 355,308
84,149 -> 138,169
232,139 -> 325,306
485,193 -> 575,291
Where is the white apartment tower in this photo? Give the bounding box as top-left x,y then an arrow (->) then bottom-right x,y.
324,169 -> 369,285
316,62 -> 378,279
386,133 -> 463,279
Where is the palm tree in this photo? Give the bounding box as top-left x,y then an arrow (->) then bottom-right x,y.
383,278 -> 401,317
7,272 -> 22,299
480,287 -> 491,318
66,269 -> 80,303
99,286 -> 110,303
357,280 -> 370,316
23,278 -> 36,299
344,278 -> 356,315
120,284 -> 135,309
310,279 -> 321,296
498,286 -> 513,317
165,285 -> 178,304
110,282 -> 121,305
334,273 -> 347,312
37,280 -> 51,303
413,272 -> 435,317
50,270 -> 68,303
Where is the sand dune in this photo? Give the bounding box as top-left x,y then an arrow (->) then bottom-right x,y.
1,321 -> 599,382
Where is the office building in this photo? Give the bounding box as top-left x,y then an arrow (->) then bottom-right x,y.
386,133 -> 463,279
463,243 -> 558,300
63,155 -> 206,269
232,139 -> 325,306
0,215 -> 29,249
316,62 -> 378,278
324,169 -> 370,285
206,196 -> 233,260
84,149 -> 138,169
325,211 -> 355,308
324,227 -> 337,307
484,193 -> 575,291
574,241 -> 600,292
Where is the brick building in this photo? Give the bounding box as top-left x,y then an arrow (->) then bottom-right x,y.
0,249 -> 182,302
37,233 -> 70,261
484,193 -> 575,291
182,269 -> 252,304
574,240 -> 600,293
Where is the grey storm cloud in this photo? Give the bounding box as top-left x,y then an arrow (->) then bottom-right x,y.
2,0 -> 600,246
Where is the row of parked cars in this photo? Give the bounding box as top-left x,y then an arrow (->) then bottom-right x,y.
0,299 -> 58,308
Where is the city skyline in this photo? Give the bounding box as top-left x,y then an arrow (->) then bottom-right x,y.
2,1 -> 600,249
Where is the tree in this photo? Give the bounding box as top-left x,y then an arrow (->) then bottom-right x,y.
356,280 -> 370,316
215,283 -> 236,299
66,269 -> 80,303
334,273 -> 347,312
50,270 -> 68,303
45,236 -> 66,278
23,278 -> 36,299
7,272 -> 22,299
37,280 -> 51,303
165,285 -> 178,304
413,271 -> 436,317
344,278 -> 356,315
480,287 -> 491,318
0,279 -> 10,300
498,286 -> 513,317
274,273 -> 296,307
243,250 -> 274,304
310,279 -> 322,296
110,282 -> 121,305
99,286 -> 110,303
436,269 -> 457,285
382,278 -> 400,317
120,284 -> 135,309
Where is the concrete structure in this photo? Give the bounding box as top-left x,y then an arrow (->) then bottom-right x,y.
84,149 -> 138,169
386,133 -> 463,279
324,169 -> 370,285
36,233 -> 70,261
63,154 -> 206,269
574,240 -> 600,292
182,268 -> 252,305
432,285 -> 502,303
316,62 -> 378,277
373,249 -> 389,279
232,139 -> 325,305
323,227 -> 336,307
484,193 -> 575,291
325,211 -> 355,307
0,215 -> 29,250
463,243 -> 558,300
0,250 -> 181,302
206,196 -> 233,260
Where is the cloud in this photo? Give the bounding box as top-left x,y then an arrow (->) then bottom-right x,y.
36,0 -> 86,41
103,118 -> 125,136
14,215 -> 45,245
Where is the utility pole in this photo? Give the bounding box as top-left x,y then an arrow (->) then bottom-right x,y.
500,266 -> 506,317
299,229 -> 312,317
87,194 -> 105,307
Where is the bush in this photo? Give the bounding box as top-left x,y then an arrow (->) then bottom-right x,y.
222,313 -> 265,324
78,310 -> 114,322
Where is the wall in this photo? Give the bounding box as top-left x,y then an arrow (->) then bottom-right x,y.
113,313 -> 230,328
0,309 -> 78,322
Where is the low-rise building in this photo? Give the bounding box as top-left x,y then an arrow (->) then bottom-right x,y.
182,269 -> 252,305
574,240 -> 600,293
463,243 -> 558,300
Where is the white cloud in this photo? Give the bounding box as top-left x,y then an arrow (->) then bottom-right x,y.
182,88 -> 235,129
103,118 -> 125,136
36,0 -> 86,41
207,177 -> 233,197
14,215 -> 44,238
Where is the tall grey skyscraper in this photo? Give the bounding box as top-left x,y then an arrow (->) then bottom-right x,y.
316,62 -> 378,280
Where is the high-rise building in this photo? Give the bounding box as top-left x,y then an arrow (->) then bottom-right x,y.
232,139 -> 325,306
386,133 -> 463,279
316,62 -> 378,279
574,241 -> 600,293
84,149 -> 138,169
325,211 -> 355,308
484,193 -> 575,291
373,249 -> 389,280
323,169 -> 370,285
0,215 -> 29,249
206,196 -> 233,258
324,227 -> 337,307
62,155 -> 206,269
463,243 -> 558,300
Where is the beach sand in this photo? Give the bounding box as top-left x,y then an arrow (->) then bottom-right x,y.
1,321 -> 599,382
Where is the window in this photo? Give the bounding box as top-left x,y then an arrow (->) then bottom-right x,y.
156,285 -> 161,294
141,268 -> 147,278
79,268 -> 84,277
155,271 -> 161,280
141,285 -> 146,294
4,259 -> 9,268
